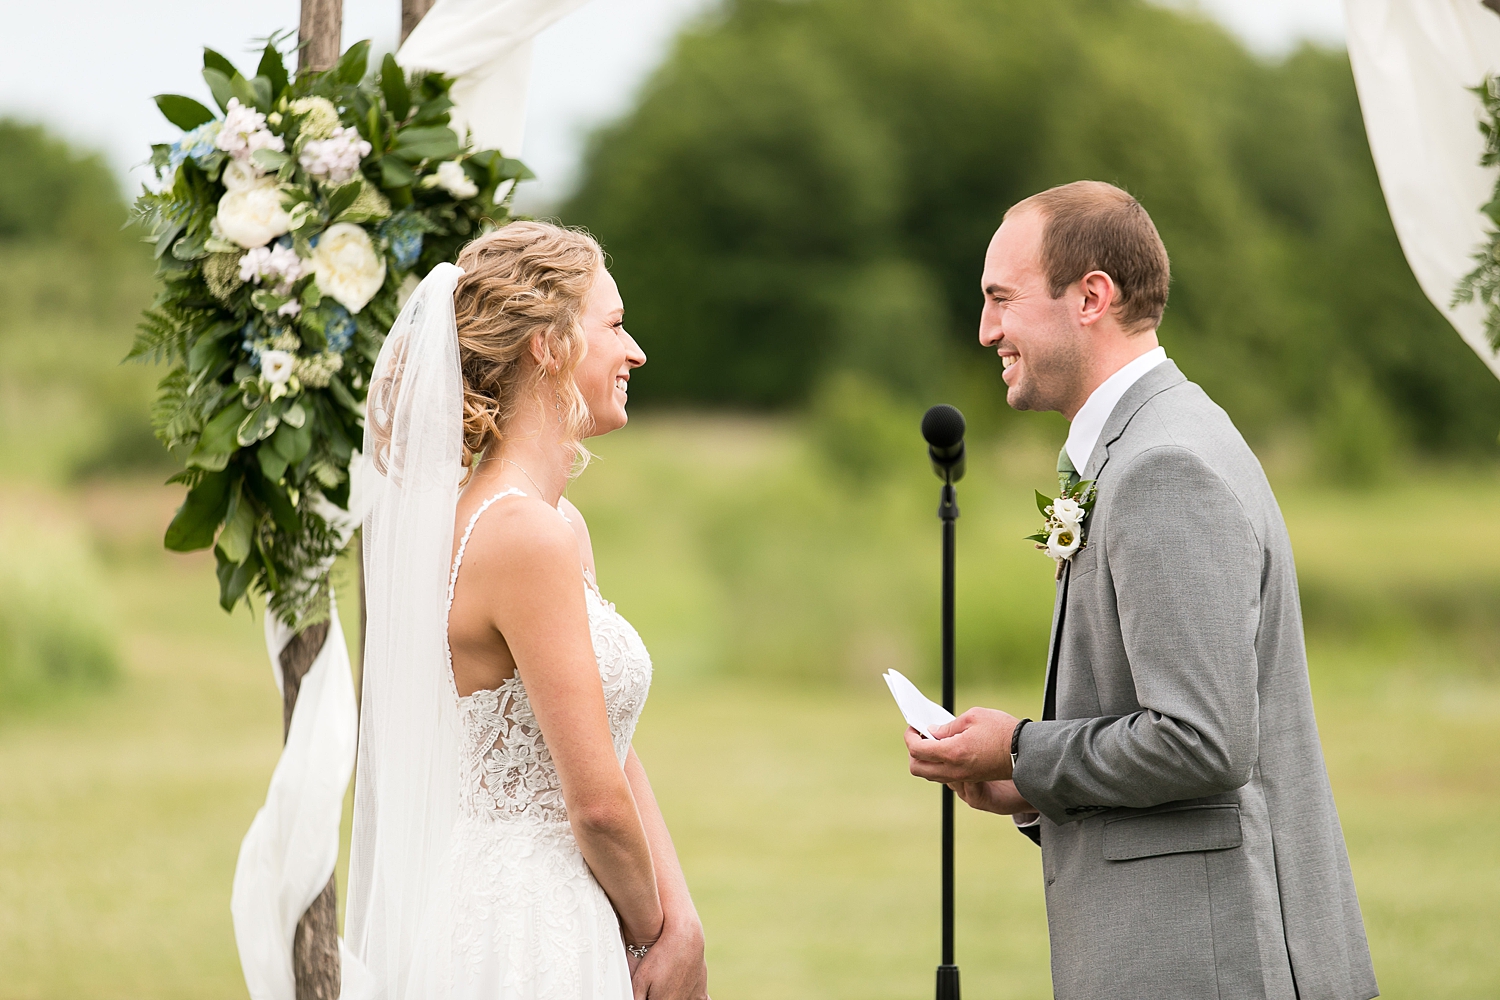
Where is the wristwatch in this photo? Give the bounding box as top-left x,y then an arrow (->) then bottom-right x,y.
1010,718 -> 1031,773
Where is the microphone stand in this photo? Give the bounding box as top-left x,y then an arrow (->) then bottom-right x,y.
921,403 -> 965,1000
936,471 -> 960,1000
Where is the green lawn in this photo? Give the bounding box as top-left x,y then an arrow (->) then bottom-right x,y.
0,419 -> 1497,998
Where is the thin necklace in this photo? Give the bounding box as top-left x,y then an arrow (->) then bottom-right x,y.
502,458 -> 552,502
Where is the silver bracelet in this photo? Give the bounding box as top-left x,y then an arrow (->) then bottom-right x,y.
625,942 -> 651,960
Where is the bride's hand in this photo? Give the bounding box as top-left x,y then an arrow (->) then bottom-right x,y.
630,919 -> 708,1000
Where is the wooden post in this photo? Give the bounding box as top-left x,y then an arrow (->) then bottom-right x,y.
278,621 -> 340,1000
299,0 -> 345,73
287,1 -> 347,990
401,0 -> 438,44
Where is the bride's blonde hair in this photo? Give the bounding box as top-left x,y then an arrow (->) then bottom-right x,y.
453,221 -> 603,479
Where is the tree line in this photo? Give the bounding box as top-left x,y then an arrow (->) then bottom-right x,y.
563,0 -> 1500,467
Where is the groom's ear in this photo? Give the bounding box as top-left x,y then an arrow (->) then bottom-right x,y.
1077,270 -> 1118,329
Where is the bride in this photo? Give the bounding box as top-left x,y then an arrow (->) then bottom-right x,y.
347,221 -> 708,999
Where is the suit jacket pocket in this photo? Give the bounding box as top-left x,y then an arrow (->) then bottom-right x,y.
1102,804 -> 1242,861
1068,542 -> 1099,579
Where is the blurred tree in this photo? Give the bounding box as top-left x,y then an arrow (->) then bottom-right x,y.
0,120 -> 162,480
0,121 -> 136,257
565,0 -> 1500,455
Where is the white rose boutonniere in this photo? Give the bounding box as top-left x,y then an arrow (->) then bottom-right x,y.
310,222 -> 387,314
1026,480 -> 1098,578
216,174 -> 292,249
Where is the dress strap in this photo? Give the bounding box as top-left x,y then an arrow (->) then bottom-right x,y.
446,488 -> 528,616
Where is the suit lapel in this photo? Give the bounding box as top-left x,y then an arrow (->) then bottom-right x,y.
1079,360 -> 1185,481
1040,361 -> 1186,718
1041,562 -> 1069,720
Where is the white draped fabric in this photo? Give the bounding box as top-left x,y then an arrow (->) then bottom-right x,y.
231,600 -> 372,1000
231,4 -> 591,996
1343,0 -> 1500,379
397,0 -> 593,156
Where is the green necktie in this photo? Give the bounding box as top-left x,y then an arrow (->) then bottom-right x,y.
1057,444 -> 1080,494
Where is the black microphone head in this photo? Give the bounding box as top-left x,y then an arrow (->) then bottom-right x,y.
921,404 -> 966,449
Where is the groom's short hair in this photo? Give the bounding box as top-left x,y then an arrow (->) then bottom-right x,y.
1005,181 -> 1170,334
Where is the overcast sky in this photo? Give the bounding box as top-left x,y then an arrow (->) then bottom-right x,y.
0,0 -> 1347,210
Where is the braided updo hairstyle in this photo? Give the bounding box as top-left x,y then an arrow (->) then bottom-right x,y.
453,221 -> 604,479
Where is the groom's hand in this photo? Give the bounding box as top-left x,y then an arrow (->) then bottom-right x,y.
948,779 -> 1034,816
905,707 -> 1019,783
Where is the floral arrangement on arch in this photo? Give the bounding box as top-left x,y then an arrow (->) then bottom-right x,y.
132,37 -> 529,624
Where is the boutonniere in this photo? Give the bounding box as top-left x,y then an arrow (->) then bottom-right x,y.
1026,480 -> 1098,579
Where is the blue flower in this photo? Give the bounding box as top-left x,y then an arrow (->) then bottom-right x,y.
379,215 -> 425,271
325,303 -> 356,354
168,121 -> 222,171
391,230 -> 423,270
242,322 -> 263,367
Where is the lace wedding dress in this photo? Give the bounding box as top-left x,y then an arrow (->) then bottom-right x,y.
438,487 -> 653,998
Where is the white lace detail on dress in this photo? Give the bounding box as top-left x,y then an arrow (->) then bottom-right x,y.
444,489 -> 653,824
440,488 -> 653,995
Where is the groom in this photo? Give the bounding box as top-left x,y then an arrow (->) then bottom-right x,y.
906,181 -> 1378,999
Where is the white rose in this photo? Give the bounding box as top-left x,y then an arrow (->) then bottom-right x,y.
429,159 -> 479,200
221,158 -> 264,191
261,350 -> 295,385
1050,497 -> 1086,529
216,176 -> 292,249
1045,524 -> 1083,562
311,222 -> 387,314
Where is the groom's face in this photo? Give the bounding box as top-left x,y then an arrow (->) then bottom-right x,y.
978,210 -> 1088,414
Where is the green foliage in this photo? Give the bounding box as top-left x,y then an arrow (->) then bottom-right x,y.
1455,75 -> 1500,353
565,0 -> 1500,455
808,371 -> 920,482
0,515 -> 117,711
133,37 -> 531,625
153,95 -> 216,131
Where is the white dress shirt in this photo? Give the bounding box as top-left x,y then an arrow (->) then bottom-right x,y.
1064,346 -> 1168,473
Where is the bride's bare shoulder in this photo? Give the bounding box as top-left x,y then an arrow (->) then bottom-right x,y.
556,496 -> 598,581
461,494 -> 580,582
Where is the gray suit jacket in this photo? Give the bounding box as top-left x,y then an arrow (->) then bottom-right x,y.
1011,362 -> 1377,1000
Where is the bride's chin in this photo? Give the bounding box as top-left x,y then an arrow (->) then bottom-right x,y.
584,405 -> 627,435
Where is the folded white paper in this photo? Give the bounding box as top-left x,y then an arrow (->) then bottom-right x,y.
883,669 -> 955,740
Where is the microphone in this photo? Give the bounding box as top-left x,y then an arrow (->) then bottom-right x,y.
921,404 -> 966,483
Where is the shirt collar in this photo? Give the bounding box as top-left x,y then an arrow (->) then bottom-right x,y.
1064,346 -> 1167,472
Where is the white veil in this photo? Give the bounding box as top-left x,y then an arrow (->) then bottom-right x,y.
346,262 -> 466,998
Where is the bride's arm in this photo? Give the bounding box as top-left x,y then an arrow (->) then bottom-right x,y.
480,502 -> 664,947
624,747 -> 709,995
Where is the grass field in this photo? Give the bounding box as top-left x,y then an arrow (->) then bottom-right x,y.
1,417 -> 1498,998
